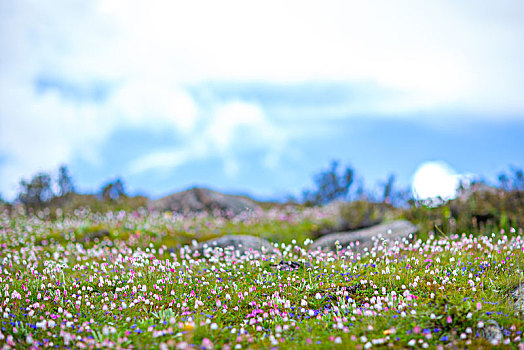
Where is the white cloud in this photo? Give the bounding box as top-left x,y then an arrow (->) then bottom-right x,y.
1,0 -> 523,198
4,0 -> 523,112
127,147 -> 200,175
108,80 -> 198,133
127,100 -> 287,177
90,0 -> 523,114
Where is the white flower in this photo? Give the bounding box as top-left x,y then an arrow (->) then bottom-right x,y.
408,339 -> 416,346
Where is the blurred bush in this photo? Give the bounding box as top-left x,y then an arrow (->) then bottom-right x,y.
14,166 -> 148,216
404,169 -> 524,238
302,161 -> 353,206
5,162 -> 524,243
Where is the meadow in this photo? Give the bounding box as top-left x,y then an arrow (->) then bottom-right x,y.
0,207 -> 523,349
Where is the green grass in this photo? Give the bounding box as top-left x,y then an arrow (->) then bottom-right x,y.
0,208 -> 523,349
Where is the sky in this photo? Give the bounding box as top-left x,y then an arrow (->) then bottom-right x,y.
1,0 -> 524,202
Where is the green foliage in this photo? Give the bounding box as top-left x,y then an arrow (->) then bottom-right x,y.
14,167 -> 148,215
56,193 -> 148,215
1,210 -> 523,349
404,184 -> 524,238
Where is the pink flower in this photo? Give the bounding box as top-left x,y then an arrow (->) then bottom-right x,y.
446,316 -> 452,323
201,338 -> 214,349
476,302 -> 482,310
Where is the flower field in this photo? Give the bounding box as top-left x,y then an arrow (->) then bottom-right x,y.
0,208 -> 523,349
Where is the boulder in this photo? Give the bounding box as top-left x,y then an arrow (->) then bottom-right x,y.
149,187 -> 260,216
309,219 -> 418,252
312,201 -> 386,238
510,283 -> 524,313
270,260 -> 313,271
194,235 -> 273,255
82,229 -> 110,243
478,320 -> 503,345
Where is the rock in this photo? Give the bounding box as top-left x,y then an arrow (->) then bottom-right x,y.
309,219 -> 418,252
194,235 -> 273,255
270,260 -> 313,271
82,229 -> 110,243
478,319 -> 503,345
510,283 -> 524,313
149,187 -> 260,216
312,201 -> 384,237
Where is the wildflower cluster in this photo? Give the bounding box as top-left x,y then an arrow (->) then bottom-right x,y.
0,210 -> 523,349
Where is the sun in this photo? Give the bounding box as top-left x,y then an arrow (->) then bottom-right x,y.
412,161 -> 460,201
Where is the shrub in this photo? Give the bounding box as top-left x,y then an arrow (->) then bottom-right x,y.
302,161 -> 353,206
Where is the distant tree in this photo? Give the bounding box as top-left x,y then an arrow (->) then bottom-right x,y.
511,167 -> 524,190
18,172 -> 54,209
0,194 -> 11,212
57,165 -> 75,197
498,173 -> 510,192
354,178 -> 366,201
101,178 -> 126,201
382,174 -> 395,204
303,161 -> 353,206
497,167 -> 524,191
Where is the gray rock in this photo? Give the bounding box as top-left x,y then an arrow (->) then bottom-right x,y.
309,219 -> 418,252
312,201 -> 383,237
479,319 -> 503,345
270,260 -> 313,271
195,235 -> 273,255
510,283 -> 524,313
82,229 -> 110,243
149,187 -> 260,216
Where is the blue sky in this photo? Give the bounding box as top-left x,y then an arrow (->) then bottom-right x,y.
1,0 -> 524,201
